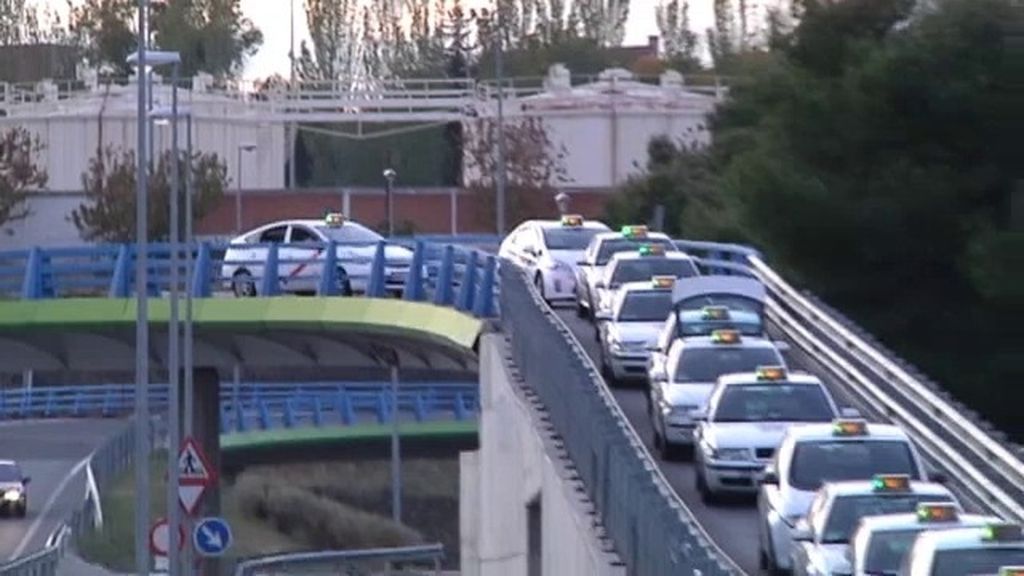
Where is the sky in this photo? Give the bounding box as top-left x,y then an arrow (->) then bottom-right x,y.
41,0 -> 717,80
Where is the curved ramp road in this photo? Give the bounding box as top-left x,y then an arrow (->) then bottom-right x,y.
554,308 -> 863,575
0,419 -> 127,562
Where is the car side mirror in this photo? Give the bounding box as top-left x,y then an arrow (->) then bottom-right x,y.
840,407 -> 861,418
691,410 -> 708,422
929,471 -> 948,484
577,260 -> 589,266
646,344 -> 662,352
792,520 -> 812,542
21,476 -> 30,485
772,340 -> 791,353
594,281 -> 606,289
594,311 -> 612,321
759,470 -> 778,485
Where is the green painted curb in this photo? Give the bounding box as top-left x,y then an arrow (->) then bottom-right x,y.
0,297 -> 483,352
220,420 -> 478,451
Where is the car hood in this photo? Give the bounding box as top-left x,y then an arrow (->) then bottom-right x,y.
608,322 -> 663,345
705,421 -> 802,450
780,486 -> 818,519
663,382 -> 715,407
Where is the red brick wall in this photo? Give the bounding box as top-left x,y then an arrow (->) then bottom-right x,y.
197,187 -> 617,235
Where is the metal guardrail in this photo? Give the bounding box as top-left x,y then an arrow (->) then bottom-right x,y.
0,236 -> 499,318
0,421 -> 136,576
233,543 -> 445,576
0,382 -> 481,433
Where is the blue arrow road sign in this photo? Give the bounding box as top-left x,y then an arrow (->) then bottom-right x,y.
193,517 -> 232,557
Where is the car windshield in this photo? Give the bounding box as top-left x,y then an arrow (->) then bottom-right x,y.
789,440 -> 919,492
316,223 -> 383,244
609,259 -> 698,286
543,227 -> 604,251
0,463 -> 20,482
930,548 -> 1024,576
674,347 -> 782,383
675,294 -> 764,316
618,291 -> 673,322
712,384 -> 834,423
677,315 -> 764,337
596,237 -> 675,265
821,495 -> 955,544
864,528 -> 926,575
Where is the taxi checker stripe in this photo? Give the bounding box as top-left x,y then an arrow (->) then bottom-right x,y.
288,248 -> 325,279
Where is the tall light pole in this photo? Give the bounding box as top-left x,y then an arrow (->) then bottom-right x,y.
129,4 -> 150,574
236,143 -> 257,234
494,5 -> 508,236
383,168 -> 396,237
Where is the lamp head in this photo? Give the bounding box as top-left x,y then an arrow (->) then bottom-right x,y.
383,168 -> 397,180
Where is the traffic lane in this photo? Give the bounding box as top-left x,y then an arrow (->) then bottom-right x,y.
0,419 -> 128,560
552,307 -> 763,575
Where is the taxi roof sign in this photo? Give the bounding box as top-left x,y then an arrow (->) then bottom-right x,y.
832,419 -> 869,437
324,212 -> 346,227
561,214 -> 584,227
651,276 -> 676,289
871,474 -> 911,492
638,243 -> 666,256
701,306 -> 731,320
756,366 -> 787,381
621,225 -> 648,238
916,502 -> 959,523
999,567 -> 1024,576
983,524 -> 1023,542
710,329 -> 741,344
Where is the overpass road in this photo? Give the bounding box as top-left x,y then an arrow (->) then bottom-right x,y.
554,307 -> 864,576
0,419 -> 127,562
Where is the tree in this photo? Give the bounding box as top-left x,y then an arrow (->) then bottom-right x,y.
0,0 -> 72,45
302,0 -> 363,82
69,0 -> 136,77
71,147 -> 228,243
463,117 -> 570,227
0,127 -> 47,227
656,0 -> 701,70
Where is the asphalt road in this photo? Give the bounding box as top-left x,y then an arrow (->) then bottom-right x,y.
0,419 -> 127,562
552,306 -> 860,576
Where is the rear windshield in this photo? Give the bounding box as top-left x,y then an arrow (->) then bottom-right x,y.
609,259 -> 698,286
864,528 -> 926,575
543,227 -> 604,251
789,440 -> 919,492
675,347 -> 781,383
0,463 -> 20,482
676,309 -> 764,337
675,294 -> 764,316
596,237 -> 675,265
821,494 -> 955,544
712,384 -> 834,423
618,291 -> 674,322
930,548 -> 1024,576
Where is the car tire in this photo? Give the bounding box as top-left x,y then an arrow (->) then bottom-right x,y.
337,267 -> 353,296
533,274 -> 547,302
16,503 -> 26,518
232,270 -> 257,297
696,467 -> 717,504
575,299 -> 586,318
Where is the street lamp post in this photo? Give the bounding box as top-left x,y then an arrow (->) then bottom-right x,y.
383,168 -> 396,237
236,143 -> 257,234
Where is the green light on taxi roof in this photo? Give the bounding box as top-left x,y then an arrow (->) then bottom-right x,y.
638,243 -> 665,256
983,524 -> 1023,542
872,474 -> 910,492
916,502 -> 958,523
621,225 -> 648,238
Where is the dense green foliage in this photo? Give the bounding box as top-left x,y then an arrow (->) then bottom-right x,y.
608,0 -> 1023,436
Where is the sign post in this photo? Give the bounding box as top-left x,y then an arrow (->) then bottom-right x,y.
177,436 -> 215,516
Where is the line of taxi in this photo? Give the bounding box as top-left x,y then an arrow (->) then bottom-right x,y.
499,216 -> 1024,576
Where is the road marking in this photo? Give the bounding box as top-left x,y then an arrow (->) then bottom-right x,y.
9,456 -> 89,561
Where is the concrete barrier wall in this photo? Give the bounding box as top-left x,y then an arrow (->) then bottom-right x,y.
461,333 -> 625,576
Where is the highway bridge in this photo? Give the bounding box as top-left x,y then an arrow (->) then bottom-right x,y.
0,236 -> 1021,576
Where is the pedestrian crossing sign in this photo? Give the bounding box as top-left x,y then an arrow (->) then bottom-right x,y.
178,437 -> 214,486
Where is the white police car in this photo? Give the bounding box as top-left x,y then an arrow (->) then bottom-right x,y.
220,214 -> 417,296
649,329 -> 786,460
0,460 -> 29,518
498,215 -> 610,304
590,246 -> 699,319
899,523 -> 1024,576
595,277 -> 677,385
693,366 -> 849,503
845,502 -> 998,576
758,420 -> 931,574
574,225 -> 677,318
790,476 -> 959,576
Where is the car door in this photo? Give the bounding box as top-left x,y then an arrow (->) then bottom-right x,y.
250,225 -> 287,286
283,224 -> 324,291
517,226 -> 542,272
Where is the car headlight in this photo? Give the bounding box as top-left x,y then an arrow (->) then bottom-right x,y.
3,489 -> 21,502
708,447 -> 751,461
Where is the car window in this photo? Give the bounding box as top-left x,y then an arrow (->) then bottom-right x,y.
675,294 -> 763,315
259,226 -> 288,243
930,548 -> 1024,576
674,347 -> 782,382
0,463 -> 20,482
542,227 -> 605,251
863,528 -> 926,575
596,237 -> 675,265
289,226 -> 320,243
316,222 -> 383,244
821,495 -> 955,544
617,291 -> 674,321
676,310 -> 764,337
609,258 -> 699,285
711,383 -> 834,423
788,440 -> 919,492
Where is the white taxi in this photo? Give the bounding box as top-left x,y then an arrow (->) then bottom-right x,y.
693,366 -> 849,503
758,420 -> 932,574
595,277 -> 677,385
791,476 -> 959,576
648,329 -> 786,460
498,215 -> 610,304
574,225 -> 677,318
899,523 -> 1024,576
844,503 -> 998,576
0,460 -> 29,518
591,246 -> 699,318
221,214 -> 416,296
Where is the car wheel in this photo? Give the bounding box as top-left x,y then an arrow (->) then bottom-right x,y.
337,267 -> 353,296
599,349 -> 618,387
533,274 -> 547,302
660,438 -> 676,460
575,298 -> 586,318
696,467 -> 717,504
232,270 -> 257,297
16,502 -> 26,518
